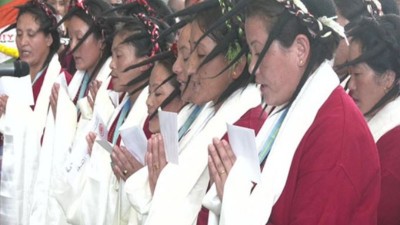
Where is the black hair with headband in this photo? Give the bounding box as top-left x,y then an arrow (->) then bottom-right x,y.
148,56 -> 183,119
243,0 -> 341,110
334,0 -> 399,23
160,0 -> 252,106
59,0 -> 116,78
13,0 -> 61,71
339,15 -> 400,116
116,0 -> 174,58
103,0 -> 175,96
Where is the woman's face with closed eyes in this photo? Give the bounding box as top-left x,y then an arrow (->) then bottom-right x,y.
185,20 -> 235,106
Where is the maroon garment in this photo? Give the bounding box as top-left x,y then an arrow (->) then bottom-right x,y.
31,68 -> 72,110
31,69 -> 46,110
107,95 -> 130,146
60,50 -> 76,75
377,126 -> 400,225
107,109 -> 124,146
143,116 -> 152,139
197,105 -> 268,225
35,68 -> 72,145
267,87 -> 380,225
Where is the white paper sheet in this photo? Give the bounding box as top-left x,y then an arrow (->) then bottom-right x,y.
227,124 -> 261,183
92,111 -> 108,140
159,110 -> 179,164
65,111 -> 108,185
96,139 -> 114,154
120,126 -> 147,165
0,75 -> 34,106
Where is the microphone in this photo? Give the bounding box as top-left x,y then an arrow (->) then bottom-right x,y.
0,60 -> 30,77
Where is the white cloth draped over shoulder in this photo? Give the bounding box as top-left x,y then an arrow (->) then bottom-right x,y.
0,55 -> 66,225
126,102 -> 210,225
126,84 -> 261,225
28,58 -> 112,225
204,61 -> 339,225
367,96 -> 400,141
56,86 -> 149,225
0,98 -> 36,225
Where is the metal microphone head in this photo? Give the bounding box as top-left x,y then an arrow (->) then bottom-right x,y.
14,60 -> 30,77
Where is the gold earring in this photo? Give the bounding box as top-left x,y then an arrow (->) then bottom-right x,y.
299,60 -> 303,66
232,71 -> 237,78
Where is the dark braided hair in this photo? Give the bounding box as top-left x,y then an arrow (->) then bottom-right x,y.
341,15 -> 400,116
244,0 -> 340,110
148,56 -> 183,119
162,0 -> 252,106
193,4 -> 251,106
59,0 -> 115,79
104,0 -> 175,96
334,0 -> 399,23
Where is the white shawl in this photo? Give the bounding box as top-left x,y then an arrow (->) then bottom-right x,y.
213,61 -> 339,225
0,55 -> 64,225
368,96 -> 400,142
62,86 -> 148,225
0,99 -> 36,225
32,58 -> 112,225
126,84 -> 261,225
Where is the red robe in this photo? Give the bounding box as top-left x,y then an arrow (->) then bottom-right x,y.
267,87 -> 380,225
377,126 -> 400,225
142,116 -> 152,139
197,105 -> 268,225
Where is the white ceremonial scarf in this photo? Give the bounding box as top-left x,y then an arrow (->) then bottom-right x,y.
33,58 -> 112,225
0,54 -> 65,225
0,98 -> 35,225
53,80 -> 116,225
340,75 -> 350,93
67,70 -> 85,101
29,55 -> 73,225
214,61 -> 339,225
367,96 -> 400,142
126,84 -> 261,225
33,54 -> 62,135
112,86 -> 149,225
178,102 -> 214,152
66,87 -> 148,225
124,102 -> 213,224
68,57 -> 112,101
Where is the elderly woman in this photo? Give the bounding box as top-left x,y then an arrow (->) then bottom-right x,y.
346,14 -> 400,225
205,0 -> 381,224
0,0 -> 71,224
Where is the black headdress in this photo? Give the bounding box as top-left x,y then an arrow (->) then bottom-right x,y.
99,0 -> 175,96
338,15 -> 400,116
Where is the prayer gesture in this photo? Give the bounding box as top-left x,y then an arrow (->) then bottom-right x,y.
208,138 -> 236,200
87,80 -> 102,110
86,131 -> 97,156
111,145 -> 144,181
146,133 -> 168,195
50,83 -> 60,118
